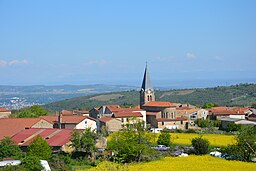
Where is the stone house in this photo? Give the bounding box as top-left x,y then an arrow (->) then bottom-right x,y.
98,117 -> 122,132
0,108 -> 12,118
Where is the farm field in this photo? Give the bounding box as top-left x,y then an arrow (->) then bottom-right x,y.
171,133 -> 236,146
86,155 -> 256,171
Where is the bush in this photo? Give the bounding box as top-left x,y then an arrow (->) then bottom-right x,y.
191,136 -> 210,155
157,129 -> 171,146
21,155 -> 43,171
226,123 -> 242,132
27,136 -> 52,160
195,119 -> 220,128
0,137 -> 22,160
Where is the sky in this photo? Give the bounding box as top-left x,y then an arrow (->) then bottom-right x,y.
0,0 -> 256,88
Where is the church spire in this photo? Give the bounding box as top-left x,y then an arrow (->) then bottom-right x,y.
141,63 -> 153,91
140,64 -> 155,107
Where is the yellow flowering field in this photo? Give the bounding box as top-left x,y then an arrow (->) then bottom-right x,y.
85,155 -> 256,171
171,133 -> 236,146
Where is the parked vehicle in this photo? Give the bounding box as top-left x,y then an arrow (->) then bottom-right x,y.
150,128 -> 163,133
0,159 -> 51,171
152,145 -> 170,151
209,151 -> 222,157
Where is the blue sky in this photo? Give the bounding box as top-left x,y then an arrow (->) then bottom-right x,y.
0,0 -> 256,87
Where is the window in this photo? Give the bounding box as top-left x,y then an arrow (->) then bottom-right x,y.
147,95 -> 150,101
85,121 -> 87,124
162,122 -> 164,125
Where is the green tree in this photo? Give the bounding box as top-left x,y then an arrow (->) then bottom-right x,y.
107,121 -> 154,163
16,105 -> 48,118
223,126 -> 256,161
70,128 -> 97,154
21,155 -> 43,171
157,129 -> 171,146
191,136 -> 210,155
27,136 -> 52,160
0,136 -> 22,159
203,102 -> 217,108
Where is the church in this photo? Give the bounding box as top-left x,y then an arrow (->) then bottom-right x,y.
139,65 -> 189,130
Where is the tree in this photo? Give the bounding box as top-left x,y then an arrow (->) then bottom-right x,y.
21,155 -> 43,171
0,136 -> 22,159
70,128 -> 97,154
16,105 -> 48,118
27,136 -> 52,160
191,136 -> 210,155
203,102 -> 217,108
157,129 -> 171,146
223,126 -> 256,161
107,121 -> 154,163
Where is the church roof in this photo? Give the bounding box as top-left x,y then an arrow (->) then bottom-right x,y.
141,64 -> 153,91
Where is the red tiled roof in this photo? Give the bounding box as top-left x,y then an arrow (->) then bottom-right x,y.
143,101 -> 177,108
208,107 -> 249,115
113,111 -> 143,118
11,128 -> 75,147
0,108 -> 10,112
0,118 -> 49,140
40,115 -> 96,124
156,117 -> 187,122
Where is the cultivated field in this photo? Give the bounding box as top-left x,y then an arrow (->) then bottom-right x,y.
86,155 -> 256,171
171,133 -> 236,146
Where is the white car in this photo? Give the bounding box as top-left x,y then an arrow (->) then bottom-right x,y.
210,151 -> 222,157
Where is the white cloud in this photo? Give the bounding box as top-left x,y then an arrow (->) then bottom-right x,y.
0,59 -> 29,68
186,52 -> 196,59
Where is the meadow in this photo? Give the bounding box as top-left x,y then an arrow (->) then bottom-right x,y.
86,155 -> 256,171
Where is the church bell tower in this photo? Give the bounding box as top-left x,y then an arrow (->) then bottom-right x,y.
140,64 -> 155,108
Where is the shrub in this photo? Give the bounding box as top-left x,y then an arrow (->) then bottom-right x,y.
0,136 -> 22,159
157,129 -> 171,146
191,136 -> 210,155
27,136 -> 52,160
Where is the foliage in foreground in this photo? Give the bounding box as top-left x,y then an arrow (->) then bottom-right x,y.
157,129 -> 171,146
27,136 -> 52,160
191,136 -> 210,155
85,155 -> 256,171
222,126 -> 256,162
0,136 -> 22,160
107,121 -> 155,163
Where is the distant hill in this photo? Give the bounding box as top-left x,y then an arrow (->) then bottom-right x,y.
43,83 -> 256,111
0,84 -> 137,110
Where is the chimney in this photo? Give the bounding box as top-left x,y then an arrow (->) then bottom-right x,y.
58,112 -> 62,129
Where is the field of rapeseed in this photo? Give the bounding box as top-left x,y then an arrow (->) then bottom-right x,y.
86,155 -> 256,171
171,133 -> 236,146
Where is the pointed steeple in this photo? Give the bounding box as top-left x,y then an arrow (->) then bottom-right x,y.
140,63 -> 155,107
141,63 -> 153,91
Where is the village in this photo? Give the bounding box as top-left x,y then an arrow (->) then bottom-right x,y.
0,66 -> 256,170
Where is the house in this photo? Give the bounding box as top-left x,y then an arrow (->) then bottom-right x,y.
0,108 -> 11,118
40,115 -> 97,130
0,118 -> 53,140
11,128 -> 75,152
207,107 -> 251,120
220,118 -> 256,130
98,117 -> 122,132
90,105 -> 147,128
176,107 -> 208,125
142,101 -> 184,129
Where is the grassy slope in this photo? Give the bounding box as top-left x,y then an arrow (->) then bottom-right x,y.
43,83 -> 256,111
